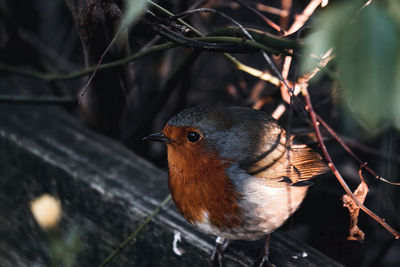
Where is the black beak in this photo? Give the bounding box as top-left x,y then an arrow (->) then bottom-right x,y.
143,133 -> 173,144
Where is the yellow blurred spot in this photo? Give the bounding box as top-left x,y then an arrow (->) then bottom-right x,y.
30,194 -> 61,229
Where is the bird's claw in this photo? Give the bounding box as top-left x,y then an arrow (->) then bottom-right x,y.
210,249 -> 224,267
253,254 -> 276,267
209,237 -> 228,267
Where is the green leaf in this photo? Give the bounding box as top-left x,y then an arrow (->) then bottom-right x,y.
301,2 -> 356,76
339,4 -> 399,132
302,2 -> 400,134
388,0 -> 400,24
394,50 -> 400,130
121,0 -> 148,29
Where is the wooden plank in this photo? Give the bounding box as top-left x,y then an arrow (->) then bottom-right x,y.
0,105 -> 343,266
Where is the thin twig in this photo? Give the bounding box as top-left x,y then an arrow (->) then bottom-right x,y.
171,8 -> 255,41
280,55 -> 294,104
80,27 -> 123,100
0,95 -> 76,105
145,12 -> 261,52
271,0 -> 327,118
148,0 -> 203,36
285,0 -> 324,36
233,63 -> 280,86
282,51 -> 400,187
316,115 -> 400,186
301,86 -> 400,239
249,80 -> 268,105
208,27 -> 301,50
256,4 -> 289,17
272,49 -> 334,118
98,195 -> 172,267
171,7 -> 293,91
148,1 -> 283,88
0,42 -> 176,81
234,0 -> 286,34
341,136 -> 400,165
280,0 -> 292,30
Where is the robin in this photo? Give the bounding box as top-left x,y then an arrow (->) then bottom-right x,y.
144,106 -> 328,266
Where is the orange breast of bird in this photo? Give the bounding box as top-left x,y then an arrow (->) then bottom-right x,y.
163,125 -> 243,229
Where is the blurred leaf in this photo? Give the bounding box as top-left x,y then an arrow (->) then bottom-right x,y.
388,0 -> 400,24
390,0 -> 400,130
302,2 -> 400,134
394,52 -> 400,130
121,0 -> 148,29
49,226 -> 83,267
301,3 -> 356,75
339,4 -> 399,132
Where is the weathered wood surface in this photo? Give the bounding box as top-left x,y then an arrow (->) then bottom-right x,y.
0,105 -> 343,266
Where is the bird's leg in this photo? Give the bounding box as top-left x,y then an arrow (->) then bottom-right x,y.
253,234 -> 276,267
210,236 -> 229,267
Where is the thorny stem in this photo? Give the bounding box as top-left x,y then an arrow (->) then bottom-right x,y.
301,87 -> 400,239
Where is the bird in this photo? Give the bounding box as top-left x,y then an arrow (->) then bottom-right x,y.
143,106 -> 328,266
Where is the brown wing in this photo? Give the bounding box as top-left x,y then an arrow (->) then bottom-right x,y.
242,141 -> 329,187
289,144 -> 329,181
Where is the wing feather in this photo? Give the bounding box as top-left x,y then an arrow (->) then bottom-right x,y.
241,141 -> 329,187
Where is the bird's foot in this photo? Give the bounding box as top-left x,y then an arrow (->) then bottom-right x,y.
210,236 -> 229,267
252,234 -> 275,267
253,254 -> 276,267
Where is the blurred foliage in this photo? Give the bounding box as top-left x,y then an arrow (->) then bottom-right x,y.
302,1 -> 400,134
121,0 -> 148,29
48,226 -> 83,267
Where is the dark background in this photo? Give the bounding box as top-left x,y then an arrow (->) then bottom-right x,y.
0,0 -> 399,266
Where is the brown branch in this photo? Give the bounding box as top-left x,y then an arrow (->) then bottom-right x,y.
271,49 -> 334,119
262,0 -> 399,239
286,0 -> 324,36
341,136 -> 400,165
301,86 -> 400,239
270,0 -> 330,119
235,0 -> 286,34
280,0 -> 292,30
316,115 -> 400,186
256,4 -> 289,17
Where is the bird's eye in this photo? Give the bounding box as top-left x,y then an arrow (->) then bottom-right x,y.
187,131 -> 201,143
